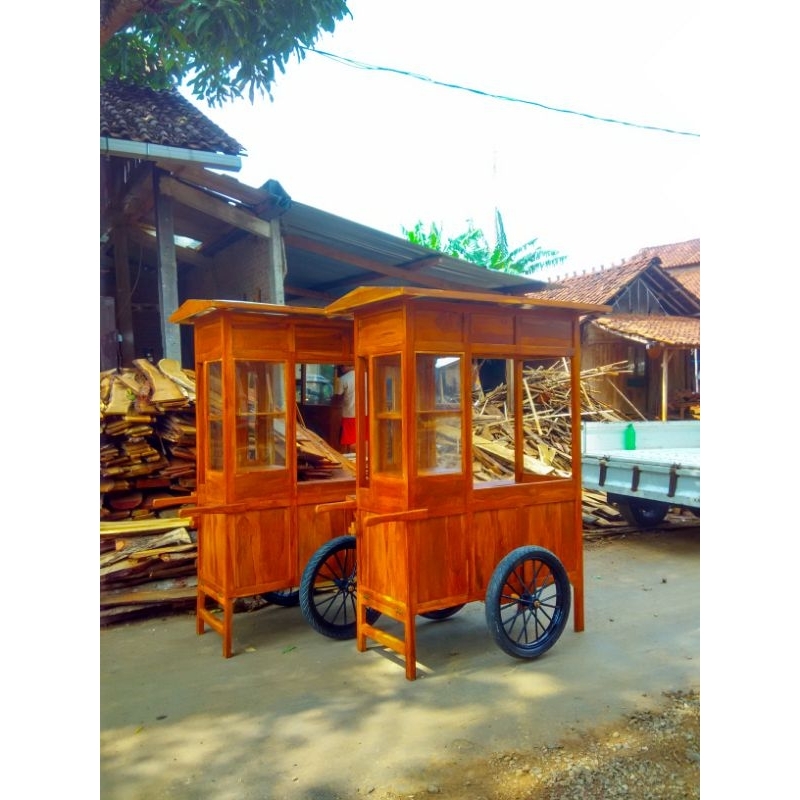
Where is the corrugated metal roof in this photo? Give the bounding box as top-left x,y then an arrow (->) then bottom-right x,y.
278,202 -> 549,302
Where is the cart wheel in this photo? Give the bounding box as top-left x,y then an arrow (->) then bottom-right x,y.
261,588 -> 300,607
299,535 -> 380,640
485,546 -> 571,660
420,605 -> 465,621
618,499 -> 669,529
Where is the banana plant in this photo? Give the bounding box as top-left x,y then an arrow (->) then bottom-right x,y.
402,210 -> 566,276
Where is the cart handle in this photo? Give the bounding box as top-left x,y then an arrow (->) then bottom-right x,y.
363,508 -> 429,528
315,498 -> 357,515
179,498 -> 288,517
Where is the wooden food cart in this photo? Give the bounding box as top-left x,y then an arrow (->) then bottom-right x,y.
170,299 -> 362,657
301,287 -> 610,680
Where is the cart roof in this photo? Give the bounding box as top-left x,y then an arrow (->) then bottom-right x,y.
170,298 -> 330,324
324,286 -> 611,317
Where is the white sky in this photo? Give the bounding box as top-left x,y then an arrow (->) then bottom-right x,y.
184,0 -> 701,277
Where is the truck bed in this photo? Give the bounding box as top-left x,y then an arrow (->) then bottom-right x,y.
581,421 -> 700,510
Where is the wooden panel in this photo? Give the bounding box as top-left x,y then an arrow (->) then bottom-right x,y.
194,318 -> 224,360
470,312 -> 514,346
413,515 -> 469,604
296,479 -> 356,567
358,477 -> 408,514
229,507 -> 295,592
516,311 -> 573,349
196,514 -> 227,594
231,321 -> 291,356
411,475 -> 468,515
469,500 -> 579,593
470,479 -> 575,511
295,322 -> 352,360
359,519 -> 409,604
411,308 -> 464,344
357,308 -> 405,350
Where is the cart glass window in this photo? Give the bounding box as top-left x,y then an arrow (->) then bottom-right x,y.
207,360 -> 223,472
295,363 -> 336,405
373,354 -> 402,474
471,358 -> 573,485
234,360 -> 286,470
519,359 -> 573,480
415,354 -> 463,474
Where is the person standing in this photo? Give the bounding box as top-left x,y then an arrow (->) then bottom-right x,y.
334,364 -> 356,452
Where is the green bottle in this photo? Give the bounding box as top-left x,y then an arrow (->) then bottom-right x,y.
624,423 -> 636,450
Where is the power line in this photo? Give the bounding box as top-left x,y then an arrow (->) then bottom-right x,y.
304,47 -> 700,139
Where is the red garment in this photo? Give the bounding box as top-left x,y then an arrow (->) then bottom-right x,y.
340,416 -> 356,447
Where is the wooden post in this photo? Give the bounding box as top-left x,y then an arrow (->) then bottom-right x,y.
112,226 -> 135,365
153,169 -> 182,362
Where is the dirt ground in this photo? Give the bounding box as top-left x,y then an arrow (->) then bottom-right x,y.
100,524 -> 700,799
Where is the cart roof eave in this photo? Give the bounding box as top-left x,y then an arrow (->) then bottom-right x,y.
323,286 -> 611,317
170,298 -> 330,325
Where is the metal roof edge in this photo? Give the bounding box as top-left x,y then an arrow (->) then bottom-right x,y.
100,137 -> 242,171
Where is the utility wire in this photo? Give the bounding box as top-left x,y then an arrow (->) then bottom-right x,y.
303,47 -> 700,139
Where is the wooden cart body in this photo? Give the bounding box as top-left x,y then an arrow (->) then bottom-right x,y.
170,300 -> 357,657
323,287 -> 610,679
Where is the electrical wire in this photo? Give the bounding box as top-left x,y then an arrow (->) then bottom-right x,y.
303,47 -> 700,139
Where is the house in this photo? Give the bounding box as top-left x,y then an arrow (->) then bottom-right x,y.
526,246 -> 700,420
101,80 -> 548,371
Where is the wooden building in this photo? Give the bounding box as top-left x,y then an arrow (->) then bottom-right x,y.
527,246 -> 700,420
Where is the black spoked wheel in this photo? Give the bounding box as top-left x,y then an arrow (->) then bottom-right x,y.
261,588 -> 300,607
485,545 -> 571,660
299,535 -> 380,640
420,605 -> 465,621
619,499 -> 669,529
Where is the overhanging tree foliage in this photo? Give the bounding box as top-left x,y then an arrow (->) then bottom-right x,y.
101,0 -> 352,106
402,210 -> 568,276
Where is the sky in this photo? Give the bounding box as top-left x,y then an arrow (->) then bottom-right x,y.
182,0 -> 701,278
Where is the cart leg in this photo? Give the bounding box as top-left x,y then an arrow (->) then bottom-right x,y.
404,612 -> 417,681
356,596 -> 368,652
196,587 -> 206,635
573,581 -> 584,632
221,598 -> 234,658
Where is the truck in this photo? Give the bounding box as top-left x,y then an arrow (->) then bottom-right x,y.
580,420 -> 700,528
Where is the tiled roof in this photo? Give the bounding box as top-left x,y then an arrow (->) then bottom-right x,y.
671,268 -> 700,299
100,80 -> 245,156
635,238 -> 699,268
528,254 -> 653,305
591,314 -> 699,348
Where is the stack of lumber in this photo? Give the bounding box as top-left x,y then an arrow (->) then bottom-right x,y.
100,359 -> 198,521
100,517 -> 198,626
100,359 -> 199,625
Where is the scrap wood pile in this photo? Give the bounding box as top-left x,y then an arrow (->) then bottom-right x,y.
470,360 -> 634,529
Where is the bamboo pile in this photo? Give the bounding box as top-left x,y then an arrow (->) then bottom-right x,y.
470,360 -> 635,528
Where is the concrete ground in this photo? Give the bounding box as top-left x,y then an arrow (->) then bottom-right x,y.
100,526 -> 699,800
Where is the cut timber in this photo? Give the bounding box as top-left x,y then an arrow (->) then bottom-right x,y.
133,358 -> 187,405
157,358 -> 197,400
100,517 -> 193,537
104,377 -> 134,415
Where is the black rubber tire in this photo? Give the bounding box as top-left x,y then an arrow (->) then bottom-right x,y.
299,535 -> 380,640
485,545 -> 571,660
261,588 -> 300,607
420,605 -> 465,621
618,498 -> 669,529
